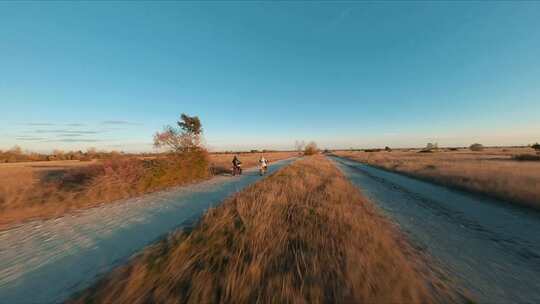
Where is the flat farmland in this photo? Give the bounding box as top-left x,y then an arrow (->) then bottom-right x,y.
334,147 -> 540,209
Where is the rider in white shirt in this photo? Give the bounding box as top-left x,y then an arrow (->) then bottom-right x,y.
259,156 -> 268,173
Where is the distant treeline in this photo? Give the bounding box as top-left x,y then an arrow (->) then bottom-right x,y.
344,145 -> 534,153
0,146 -> 296,163
0,146 -> 145,163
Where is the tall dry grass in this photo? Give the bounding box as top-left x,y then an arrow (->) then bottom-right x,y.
334,148 -> 540,209
0,152 -> 209,229
0,152 -> 296,229
69,156 -> 457,304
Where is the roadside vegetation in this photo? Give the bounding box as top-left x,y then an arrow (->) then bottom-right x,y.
0,145 -> 136,163
303,141 -> 319,155
469,143 -> 484,151
0,114 -> 208,228
0,115 -> 295,229
69,156 -> 457,304
334,147 -> 540,209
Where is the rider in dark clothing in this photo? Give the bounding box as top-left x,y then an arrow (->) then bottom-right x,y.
232,155 -> 241,167
232,155 -> 242,175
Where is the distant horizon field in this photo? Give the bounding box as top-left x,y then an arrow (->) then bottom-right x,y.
334,147 -> 540,209
0,143 -> 537,156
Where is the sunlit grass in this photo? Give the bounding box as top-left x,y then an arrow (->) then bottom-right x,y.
69,156 -> 456,303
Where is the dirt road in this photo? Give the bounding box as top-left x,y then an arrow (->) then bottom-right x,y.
332,156 -> 540,304
0,158 -> 295,304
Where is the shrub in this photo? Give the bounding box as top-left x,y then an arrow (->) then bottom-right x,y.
30,151 -> 210,210
304,141 -> 318,155
142,151 -> 209,190
148,113 -> 209,187
53,164 -> 105,190
532,143 -> 540,151
513,154 -> 540,161
469,143 -> 484,151
385,146 -> 392,152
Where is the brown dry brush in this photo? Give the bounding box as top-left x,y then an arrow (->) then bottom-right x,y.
0,151 -> 296,228
0,151 -> 210,228
70,156 -> 458,304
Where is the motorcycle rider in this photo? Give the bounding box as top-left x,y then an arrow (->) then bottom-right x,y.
232,155 -> 242,176
259,155 -> 268,175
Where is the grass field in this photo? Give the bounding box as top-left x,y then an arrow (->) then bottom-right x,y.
69,155 -> 457,303
334,147 -> 540,209
0,151 -> 296,229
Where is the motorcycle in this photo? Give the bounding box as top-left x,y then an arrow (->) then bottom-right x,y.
232,164 -> 242,176
259,164 -> 268,176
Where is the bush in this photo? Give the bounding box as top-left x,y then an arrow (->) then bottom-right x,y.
532,143 -> 540,151
470,143 -> 484,151
29,151 -> 210,212
140,151 -> 209,191
385,146 -> 392,152
513,154 -> 540,161
304,141 -> 318,155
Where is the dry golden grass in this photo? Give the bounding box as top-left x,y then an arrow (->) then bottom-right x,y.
334,147 -> 540,209
69,156 -> 456,304
0,153 -> 209,229
0,152 -> 296,229
0,160 -> 99,225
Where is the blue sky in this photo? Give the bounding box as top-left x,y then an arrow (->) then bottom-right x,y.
1,1 -> 539,152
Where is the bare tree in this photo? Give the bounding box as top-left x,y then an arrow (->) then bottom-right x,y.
154,114 -> 204,153
294,140 -> 305,153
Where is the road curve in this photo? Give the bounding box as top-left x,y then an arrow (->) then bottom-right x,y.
0,158 -> 295,304
331,156 -> 540,304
